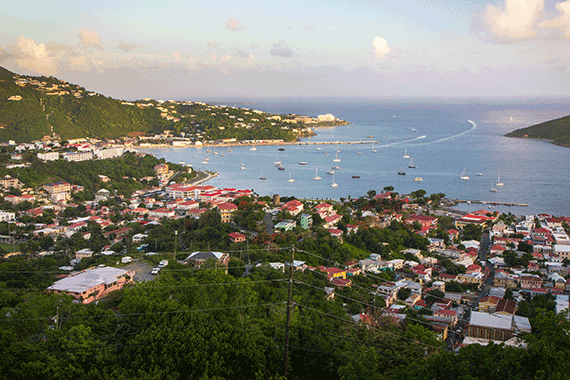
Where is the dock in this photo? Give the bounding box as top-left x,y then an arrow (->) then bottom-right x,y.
455,200 -> 529,207
137,140 -> 379,149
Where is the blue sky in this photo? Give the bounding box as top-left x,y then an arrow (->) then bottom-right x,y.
1,0 -> 570,99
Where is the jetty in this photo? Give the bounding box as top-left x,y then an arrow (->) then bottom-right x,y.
137,140 -> 379,149
455,200 -> 529,207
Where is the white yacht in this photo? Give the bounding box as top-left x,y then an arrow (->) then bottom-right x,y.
413,177 -> 423,182
496,174 -> 504,187
333,152 -> 341,162
330,173 -> 338,188
287,173 -> 295,183
460,167 -> 469,180
313,168 -> 321,181
403,149 -> 410,159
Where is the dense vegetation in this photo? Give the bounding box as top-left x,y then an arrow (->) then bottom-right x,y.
0,152 -> 186,197
505,115 -> 570,147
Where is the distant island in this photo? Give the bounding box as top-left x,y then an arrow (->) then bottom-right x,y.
0,66 -> 347,143
505,115 -> 570,147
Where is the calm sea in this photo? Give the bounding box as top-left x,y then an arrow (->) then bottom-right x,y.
143,97 -> 570,216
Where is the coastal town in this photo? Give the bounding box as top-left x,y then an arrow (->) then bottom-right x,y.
1,136 -> 569,356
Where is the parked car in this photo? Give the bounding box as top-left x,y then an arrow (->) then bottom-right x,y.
151,267 -> 160,275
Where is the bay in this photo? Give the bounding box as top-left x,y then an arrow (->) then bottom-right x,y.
142,97 -> 570,216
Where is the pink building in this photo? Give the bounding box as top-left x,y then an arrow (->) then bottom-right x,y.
47,266 -> 134,304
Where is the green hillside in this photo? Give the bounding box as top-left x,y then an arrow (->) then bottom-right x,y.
505,115 -> 570,147
0,66 -> 172,142
0,66 -> 308,143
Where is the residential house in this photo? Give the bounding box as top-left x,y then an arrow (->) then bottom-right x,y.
228,232 -> 246,243
218,202 -> 238,223
47,266 -> 134,304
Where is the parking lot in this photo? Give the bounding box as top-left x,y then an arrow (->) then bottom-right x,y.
123,260 -> 157,282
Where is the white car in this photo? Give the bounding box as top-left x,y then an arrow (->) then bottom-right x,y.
151,267 -> 160,275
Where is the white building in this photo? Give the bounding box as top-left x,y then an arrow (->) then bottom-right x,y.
37,152 -> 60,161
63,151 -> 93,162
94,147 -> 124,160
0,211 -> 16,222
317,113 -> 336,122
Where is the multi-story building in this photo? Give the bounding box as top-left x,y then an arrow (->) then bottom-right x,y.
0,175 -> 24,189
94,147 -> 124,159
43,181 -> 71,202
63,151 -> 93,162
37,152 -> 60,161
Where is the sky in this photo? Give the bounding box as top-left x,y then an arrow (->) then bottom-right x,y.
2,0 -> 570,100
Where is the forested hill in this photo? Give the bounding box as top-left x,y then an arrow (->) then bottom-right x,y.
0,66 -> 173,142
505,115 -> 570,147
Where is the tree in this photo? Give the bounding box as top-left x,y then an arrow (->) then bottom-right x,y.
424,289 -> 445,305
397,287 -> 411,301
462,223 -> 483,241
383,186 -> 394,192
367,190 -> 376,199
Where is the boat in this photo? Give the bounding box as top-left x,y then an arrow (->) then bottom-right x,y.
220,154 -> 225,157
260,171 -> 266,180
240,166 -> 245,170
330,173 -> 338,188
367,135 -> 373,138
398,167 -> 406,175
403,149 -> 410,159
228,148 -> 233,152
490,188 -> 497,192
326,169 -> 335,175
413,177 -> 423,182
332,166 -> 340,170
201,160 -> 209,164
325,153 -> 329,156
316,147 -> 321,151
313,168 -> 321,181
287,173 -> 295,183
278,147 -> 285,151
352,172 -> 360,179
477,173 -> 483,176
371,143 -> 377,153
408,158 -> 416,168
250,147 -> 257,151
206,149 -> 212,153
333,152 -> 341,162
273,155 -> 281,165
277,164 -> 285,170
496,174 -> 504,187
299,162 -> 308,165
460,167 -> 469,180
357,151 -> 362,155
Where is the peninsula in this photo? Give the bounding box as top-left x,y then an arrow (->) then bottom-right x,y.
505,115 -> 570,147
0,66 -> 347,144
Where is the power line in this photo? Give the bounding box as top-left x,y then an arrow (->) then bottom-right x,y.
0,301 -> 286,322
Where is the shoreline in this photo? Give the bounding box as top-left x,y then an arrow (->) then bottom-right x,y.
137,140 -> 379,149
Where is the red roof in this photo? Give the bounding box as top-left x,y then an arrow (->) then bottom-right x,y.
218,202 -> 238,211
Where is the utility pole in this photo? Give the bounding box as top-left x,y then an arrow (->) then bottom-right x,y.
174,230 -> 178,262
284,245 -> 295,377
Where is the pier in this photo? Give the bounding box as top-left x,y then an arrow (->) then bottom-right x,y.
455,200 -> 529,207
137,140 -> 379,149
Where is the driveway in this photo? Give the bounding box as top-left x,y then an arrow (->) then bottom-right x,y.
123,260 -> 157,282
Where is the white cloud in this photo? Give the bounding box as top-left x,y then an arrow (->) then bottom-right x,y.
270,40 -> 293,57
369,36 -> 391,62
538,1 -> 570,39
78,28 -> 103,50
1,35 -> 58,75
225,18 -> 246,32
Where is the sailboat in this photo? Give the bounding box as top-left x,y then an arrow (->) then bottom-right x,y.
398,167 -> 406,175
403,149 -> 410,159
313,168 -> 321,181
460,167 -> 469,180
496,174 -> 504,187
274,155 -> 281,165
408,158 -> 416,168
371,143 -> 377,153
260,171 -> 266,180
352,171 -> 360,179
287,172 -> 295,183
326,168 -> 335,175
330,173 -> 338,187
250,146 -> 257,151
333,152 -> 341,162
489,187 -> 497,192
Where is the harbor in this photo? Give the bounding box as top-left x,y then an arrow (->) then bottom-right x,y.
454,200 -> 529,207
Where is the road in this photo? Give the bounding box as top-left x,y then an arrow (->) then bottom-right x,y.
446,230 -> 495,349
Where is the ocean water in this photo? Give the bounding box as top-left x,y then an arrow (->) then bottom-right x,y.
143,98 -> 570,216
